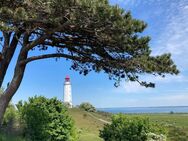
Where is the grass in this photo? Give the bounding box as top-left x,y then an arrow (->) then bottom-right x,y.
68,108 -> 106,141
68,108 -> 188,141
0,133 -> 27,141
127,113 -> 188,126
121,113 -> 188,141
78,133 -> 103,141
125,113 -> 188,133
1,109 -> 188,141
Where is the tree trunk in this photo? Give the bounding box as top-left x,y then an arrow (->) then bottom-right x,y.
0,32 -> 21,87
0,31 -> 29,126
0,94 -> 11,127
0,63 -> 26,125
0,61 -> 9,88
0,32 -> 29,125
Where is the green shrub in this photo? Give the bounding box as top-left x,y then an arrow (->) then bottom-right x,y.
0,132 -> 28,141
1,88 -> 21,134
1,103 -> 22,135
17,96 -> 77,141
147,132 -> 166,141
100,114 -> 166,141
79,102 -> 96,112
2,104 -> 17,127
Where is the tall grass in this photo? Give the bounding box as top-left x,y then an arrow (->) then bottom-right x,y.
0,133 -> 28,141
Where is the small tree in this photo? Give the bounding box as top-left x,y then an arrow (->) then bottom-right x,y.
100,114 -> 166,141
79,102 -> 96,112
17,96 -> 77,141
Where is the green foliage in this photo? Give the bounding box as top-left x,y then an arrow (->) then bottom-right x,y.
2,104 -> 17,127
168,126 -> 188,141
63,102 -> 72,108
0,132 -> 28,141
68,108 -> 106,141
147,133 -> 166,141
0,88 -> 4,95
1,102 -> 22,135
150,122 -> 167,135
100,114 -> 166,141
17,96 -> 77,141
79,102 -> 96,112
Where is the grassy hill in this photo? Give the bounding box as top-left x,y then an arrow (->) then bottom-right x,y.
68,108 -> 109,141
1,108 -> 188,141
68,108 -> 188,141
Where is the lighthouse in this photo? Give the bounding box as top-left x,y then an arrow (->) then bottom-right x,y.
63,75 -> 73,108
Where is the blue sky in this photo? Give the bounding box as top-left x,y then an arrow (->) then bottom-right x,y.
2,0 -> 188,108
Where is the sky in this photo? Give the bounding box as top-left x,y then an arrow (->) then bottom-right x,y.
2,0 -> 188,108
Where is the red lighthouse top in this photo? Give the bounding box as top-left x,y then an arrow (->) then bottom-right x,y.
65,75 -> 70,82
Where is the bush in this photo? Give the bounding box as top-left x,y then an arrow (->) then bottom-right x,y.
1,103 -> 21,135
147,132 -> 166,141
1,88 -> 21,134
79,102 -> 96,112
0,132 -> 28,141
17,96 -> 77,141
2,104 -> 17,127
100,114 -> 166,141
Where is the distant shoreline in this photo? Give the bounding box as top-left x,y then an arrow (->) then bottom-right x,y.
98,106 -> 188,114
98,105 -> 188,109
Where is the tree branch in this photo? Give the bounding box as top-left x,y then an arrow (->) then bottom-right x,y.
0,32 -> 22,87
2,32 -> 10,54
25,34 -> 49,51
20,53 -> 84,65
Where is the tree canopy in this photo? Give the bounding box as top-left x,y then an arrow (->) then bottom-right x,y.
79,102 -> 96,112
0,0 -> 179,87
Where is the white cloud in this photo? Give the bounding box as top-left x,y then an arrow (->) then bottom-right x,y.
124,82 -> 151,93
145,93 -> 188,107
100,93 -> 188,107
110,0 -> 140,8
113,74 -> 187,94
151,1 -> 188,71
137,93 -> 188,107
130,93 -> 188,107
184,5 -> 188,9
145,74 -> 188,83
113,81 -> 152,94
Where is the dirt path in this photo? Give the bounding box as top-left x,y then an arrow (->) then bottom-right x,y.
87,112 -> 111,124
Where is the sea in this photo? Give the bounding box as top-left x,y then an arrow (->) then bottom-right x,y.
98,106 -> 188,114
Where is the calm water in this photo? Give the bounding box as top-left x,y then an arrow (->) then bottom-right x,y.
99,106 -> 188,114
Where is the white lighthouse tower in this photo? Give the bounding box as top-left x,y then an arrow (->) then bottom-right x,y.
63,75 -> 73,108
